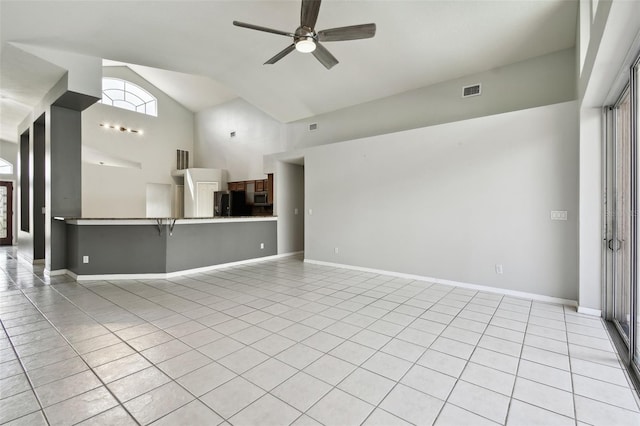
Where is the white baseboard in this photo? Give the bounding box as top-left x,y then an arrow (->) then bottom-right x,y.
304,259 -> 578,307
71,252 -> 303,281
45,269 -> 69,277
577,306 -> 602,317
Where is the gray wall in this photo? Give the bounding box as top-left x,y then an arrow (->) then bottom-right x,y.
286,48 -> 576,149
33,118 -> 45,260
67,224 -> 167,274
275,162 -> 304,255
304,101 -> 579,300
66,220 -> 277,275
17,131 -> 32,261
49,106 -> 82,217
165,221 -> 277,272
15,70 -> 96,271
194,49 -> 576,183
48,105 -> 83,271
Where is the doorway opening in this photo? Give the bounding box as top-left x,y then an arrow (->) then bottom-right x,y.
0,181 -> 13,245
276,158 -> 305,255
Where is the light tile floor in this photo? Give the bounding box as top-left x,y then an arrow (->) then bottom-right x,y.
1,247 -> 639,425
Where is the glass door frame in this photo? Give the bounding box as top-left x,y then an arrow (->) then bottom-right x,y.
603,52 -> 640,381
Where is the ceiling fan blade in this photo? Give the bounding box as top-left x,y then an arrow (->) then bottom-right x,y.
301,0 -> 321,29
233,21 -> 294,37
312,42 -> 338,70
265,44 -> 296,65
318,23 -> 376,42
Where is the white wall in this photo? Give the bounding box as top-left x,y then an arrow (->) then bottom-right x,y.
286,48 -> 576,149
0,140 -> 18,181
82,66 -> 194,218
183,168 -> 225,218
303,101 -> 579,300
195,98 -> 285,182
146,183 -> 172,217
13,44 -> 102,100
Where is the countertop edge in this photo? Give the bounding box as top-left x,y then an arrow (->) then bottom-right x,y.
64,217 -> 277,225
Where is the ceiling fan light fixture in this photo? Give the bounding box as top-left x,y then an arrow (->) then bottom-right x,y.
295,37 -> 316,53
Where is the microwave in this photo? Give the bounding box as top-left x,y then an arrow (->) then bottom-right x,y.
254,192 -> 269,205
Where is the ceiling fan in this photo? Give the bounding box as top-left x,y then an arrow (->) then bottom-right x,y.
233,0 -> 376,69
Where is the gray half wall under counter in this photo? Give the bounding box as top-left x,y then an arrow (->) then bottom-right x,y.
165,220 -> 277,273
65,218 -> 277,277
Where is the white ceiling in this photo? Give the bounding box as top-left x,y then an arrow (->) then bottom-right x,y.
0,0 -> 577,143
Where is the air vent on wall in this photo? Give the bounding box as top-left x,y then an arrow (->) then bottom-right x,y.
462,84 -> 482,98
309,123 -> 318,131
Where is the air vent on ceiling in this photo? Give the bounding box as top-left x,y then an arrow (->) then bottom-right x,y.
309,123 -> 318,131
462,84 -> 482,98
230,131 -> 236,138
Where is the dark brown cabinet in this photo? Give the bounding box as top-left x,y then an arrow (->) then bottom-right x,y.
228,181 -> 246,191
227,174 -> 274,207
267,174 -> 273,204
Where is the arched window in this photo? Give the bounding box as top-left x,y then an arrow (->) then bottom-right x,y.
101,78 -> 157,116
0,158 -> 13,175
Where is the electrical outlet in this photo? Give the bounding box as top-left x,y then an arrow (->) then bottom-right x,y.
294,208 -> 299,215
334,247 -> 339,254
260,243 -> 264,250
495,264 -> 503,274
309,209 -> 313,215
83,255 -> 89,264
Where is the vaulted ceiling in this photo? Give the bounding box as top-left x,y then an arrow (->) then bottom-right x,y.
0,0 -> 578,143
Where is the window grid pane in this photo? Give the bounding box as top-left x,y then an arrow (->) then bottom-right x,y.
101,78 -> 157,117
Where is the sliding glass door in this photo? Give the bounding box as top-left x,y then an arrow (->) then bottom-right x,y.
611,89 -> 632,342
635,60 -> 640,369
606,55 -> 639,377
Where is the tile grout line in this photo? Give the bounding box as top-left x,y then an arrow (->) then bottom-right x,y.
432,290 -> 509,425
44,279 -> 235,424
0,304 -> 51,426
356,285 -> 500,425
17,286 -> 144,426
566,305 -> 580,426
503,295 -> 533,426
295,278 -> 448,426
240,273 -> 446,425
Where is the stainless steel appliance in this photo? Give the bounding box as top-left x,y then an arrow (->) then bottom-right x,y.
214,191 -> 247,217
254,192 -> 269,206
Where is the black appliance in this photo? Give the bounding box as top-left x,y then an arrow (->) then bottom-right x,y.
214,191 -> 247,217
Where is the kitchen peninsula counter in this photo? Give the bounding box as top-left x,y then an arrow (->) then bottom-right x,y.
61,216 -> 277,279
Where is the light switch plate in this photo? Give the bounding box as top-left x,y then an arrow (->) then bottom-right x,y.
550,211 -> 568,221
